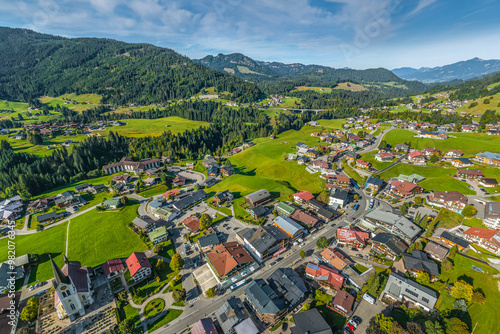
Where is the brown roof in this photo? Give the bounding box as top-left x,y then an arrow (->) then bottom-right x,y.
332,290 -> 354,312
431,190 -> 467,205
182,216 -> 200,232
424,241 -> 449,260
457,169 -> 485,177
290,210 -> 320,227
390,180 -> 421,196
464,227 -> 500,241
320,248 -> 348,271
102,259 -> 124,276
206,242 -> 254,278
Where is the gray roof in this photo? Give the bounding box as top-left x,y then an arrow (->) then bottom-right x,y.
198,233 -> 220,248
424,241 -> 449,260
329,188 -> 348,201
245,189 -> 270,203
404,251 -> 439,276
476,151 -> 500,160
215,298 -> 248,334
364,210 -> 421,240
133,216 -> 156,229
250,205 -> 267,217
274,216 -> 304,237
371,233 -> 408,256
245,279 -> 287,315
366,177 -> 384,187
233,318 -> 259,334
485,201 -> 500,220
291,308 -> 333,334
382,273 -> 437,310
440,231 -> 470,249
173,190 -> 207,211
238,226 -> 289,254
267,268 -> 308,307
37,211 -> 65,222
317,206 -> 336,220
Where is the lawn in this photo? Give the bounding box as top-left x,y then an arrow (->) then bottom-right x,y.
67,201 -> 147,267
382,129 -> 500,156
455,93 -> 500,115
33,175 -> 114,200
359,150 -> 395,170
0,100 -> 29,112
436,255 -> 500,333
158,239 -> 176,260
378,163 -> 475,194
131,258 -> 178,305
316,119 -> 346,129
206,199 -> 233,216
138,185 -> 169,198
147,309 -> 183,333
342,161 -> 366,187
354,263 -> 370,274
100,117 -> 209,138
317,305 -> 346,331
463,217 -> 485,228
434,208 -> 464,229
293,86 -> 333,93
144,299 -> 165,319
0,132 -> 90,157
118,303 -> 142,329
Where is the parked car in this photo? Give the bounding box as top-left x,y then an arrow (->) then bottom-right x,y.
269,261 -> 276,267
353,316 -> 362,325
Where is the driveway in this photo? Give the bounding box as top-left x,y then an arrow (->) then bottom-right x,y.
350,299 -> 389,333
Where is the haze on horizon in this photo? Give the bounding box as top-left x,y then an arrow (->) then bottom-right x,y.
0,0 -> 499,69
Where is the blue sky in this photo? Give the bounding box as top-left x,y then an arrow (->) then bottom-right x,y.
1,0 -> 499,69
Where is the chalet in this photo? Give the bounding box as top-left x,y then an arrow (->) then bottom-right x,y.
191,318 -> 219,334
207,166 -> 219,176
480,178 -> 498,188
316,206 -> 337,222
451,158 -> 474,167
202,157 -> 218,168
103,198 -> 121,209
305,262 -> 344,291
439,231 -> 469,251
37,211 -> 66,225
182,216 -> 200,233
55,191 -> 86,208
197,233 -> 220,252
474,152 -> 500,166
381,273 -> 437,312
172,175 -> 187,187
356,159 -> 371,169
444,150 -> 463,158
290,210 -> 320,228
148,226 -> 169,245
457,169 -> 485,181
311,159 -> 330,172
220,165 -> 234,176
370,233 -> 408,260
275,201 -> 296,217
417,130 -> 448,139
112,174 -> 131,184
247,205 -> 267,219
152,206 -> 180,222
28,197 -> 55,213
320,248 -> 351,271
427,190 -> 468,213
214,190 -> 233,204
387,180 -> 422,199
102,259 -> 125,280
330,290 -> 354,317
207,242 -> 255,281
375,153 -> 395,162
132,216 -> 157,232
236,225 -> 290,262
345,152 -> 359,164
74,183 -> 90,193
103,157 -> 159,175
273,216 -> 304,242
403,251 -> 439,278
363,210 -> 421,244
336,226 -> 369,249
395,143 -> 410,152
324,174 -> 351,189
421,147 -> 441,158
296,142 -> 309,150
297,156 -> 308,165
307,199 -> 324,212
143,177 -> 160,187
245,189 -> 271,206
365,177 -> 384,192
290,309 -> 333,334
484,202 -> 500,229
126,252 -> 152,282
89,184 -> 106,194
423,241 -> 449,262
292,190 -> 314,205
463,227 -> 500,255
305,149 -> 319,159
408,151 -> 426,165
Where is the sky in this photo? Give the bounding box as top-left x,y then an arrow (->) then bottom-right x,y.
1,0 -> 500,69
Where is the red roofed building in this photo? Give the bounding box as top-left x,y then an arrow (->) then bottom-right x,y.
126,252 -> 152,282
330,290 -> 355,316
293,190 -> 314,205
388,180 -> 422,199
305,262 -> 344,291
163,189 -> 181,198
320,248 -> 351,271
311,159 -> 330,171
206,242 -> 256,281
182,216 -> 200,233
356,160 -> 371,169
102,259 -> 125,280
408,151 -> 426,165
323,174 -> 351,189
463,227 -> 500,255
336,226 -> 370,249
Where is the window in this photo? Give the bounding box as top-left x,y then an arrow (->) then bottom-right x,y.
405,288 -> 419,298
82,295 -> 86,301
61,291 -> 67,298
70,303 -> 76,310
66,290 -> 71,296
422,297 -> 429,303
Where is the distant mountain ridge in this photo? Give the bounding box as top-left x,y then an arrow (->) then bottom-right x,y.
392,57 -> 500,83
195,53 -> 427,91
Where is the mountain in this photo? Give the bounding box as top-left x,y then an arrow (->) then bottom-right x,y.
196,53 -> 427,91
0,28 -> 261,104
393,58 -> 500,83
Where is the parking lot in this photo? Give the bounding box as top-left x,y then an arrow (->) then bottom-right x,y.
349,298 -> 389,333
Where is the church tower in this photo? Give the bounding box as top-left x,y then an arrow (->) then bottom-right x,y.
51,256 -> 85,320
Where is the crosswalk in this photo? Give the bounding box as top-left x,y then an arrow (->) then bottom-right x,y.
188,296 -> 200,305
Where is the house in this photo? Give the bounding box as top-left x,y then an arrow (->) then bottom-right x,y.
311,160 -> 330,172
215,298 -> 258,334
320,248 -> 351,271
463,227 -> 500,255
424,241 -> 449,262
324,174 -> 351,189
191,318 -> 219,334
297,156 -> 308,165
328,188 -> 349,207
345,152 -> 359,164
316,206 -> 337,222
375,153 -> 395,162
198,233 -> 220,252
273,216 -> 304,242
152,206 -> 180,222
182,216 -> 200,233
163,189 -> 180,199
305,262 -> 344,290
220,165 -> 234,176
28,197 -> 55,213
207,166 -> 219,176
132,216 -> 157,232
336,226 -> 370,249
387,180 -> 422,199
55,191 -> 86,208
103,198 -> 121,209
172,190 -> 207,211
102,259 -> 125,280
479,178 -> 498,188
214,190 -> 234,204
37,211 -> 66,225
363,210 -> 421,244
408,151 -> 427,165
381,273 -> 438,312
0,198 -> 23,222
398,174 -> 425,184
371,231 -> 408,260
125,252 -> 152,282
484,202 -> 500,229
474,152 -> 500,166
445,150 -> 463,158
50,256 -> 94,320
330,290 -> 355,316
148,226 -> 169,245
275,201 -> 296,216
290,308 -> 333,334
202,157 -> 218,167
103,157 -> 159,175
112,174 -> 131,184
355,159 -> 371,169
89,184 -> 106,194
290,210 -> 320,228
421,147 -> 441,158
439,231 -> 470,251
427,190 -> 468,213
236,225 -> 290,262
365,177 -> 384,193
395,143 -> 410,152
403,251 -> 439,278
305,149 -> 319,159
293,190 -> 314,205
245,189 -> 271,206
451,158 -> 474,167
307,199 -> 324,212
457,169 -> 485,181
172,175 -> 187,187
74,183 -> 90,193
417,130 -> 448,139
247,205 -> 267,220
207,242 -> 255,281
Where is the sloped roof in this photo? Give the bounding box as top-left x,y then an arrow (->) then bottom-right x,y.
182,216 -> 200,232
291,308 -> 333,334
424,241 -> 449,260
320,248 -> 349,271
267,268 -> 308,306
245,279 -> 287,315
102,259 -> 124,277
332,290 -> 354,312
191,318 -> 219,334
440,231 -> 470,249
305,262 -> 344,289
207,242 -> 254,278
382,273 -> 437,310
371,233 -> 408,256
126,252 -> 152,277
404,251 -> 439,276
274,215 -> 304,236
293,190 -> 314,201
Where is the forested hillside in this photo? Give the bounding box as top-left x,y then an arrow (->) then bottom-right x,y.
426,71 -> 500,100
0,28 -> 261,105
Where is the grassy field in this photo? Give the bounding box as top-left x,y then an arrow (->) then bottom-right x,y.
434,208 -> 464,228
147,309 -> 183,333
382,129 -> 500,156
0,100 -> 29,113
335,82 -> 368,92
138,185 -> 169,198
293,86 -> 333,93
316,119 -> 346,129
33,175 -> 114,200
0,132 -> 89,157
359,150 -> 395,170
378,163 -> 475,194
67,201 -> 147,267
456,93 -> 500,115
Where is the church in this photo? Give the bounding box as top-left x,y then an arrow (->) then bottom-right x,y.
50,256 -> 94,320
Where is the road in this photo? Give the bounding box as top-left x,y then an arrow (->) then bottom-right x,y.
359,128 -> 393,155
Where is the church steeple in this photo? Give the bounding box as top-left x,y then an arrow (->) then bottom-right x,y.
51,255 -> 71,286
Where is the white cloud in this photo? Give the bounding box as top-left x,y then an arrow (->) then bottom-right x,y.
406,0 -> 437,17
